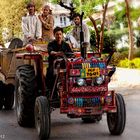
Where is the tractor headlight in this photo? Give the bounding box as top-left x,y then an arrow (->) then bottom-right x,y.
77,78 -> 85,86
96,76 -> 104,85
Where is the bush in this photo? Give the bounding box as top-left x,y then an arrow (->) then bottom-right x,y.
134,48 -> 140,57
131,58 -> 140,68
118,58 -> 140,69
118,58 -> 129,68
90,30 -> 116,53
117,47 -> 129,53
110,51 -> 128,66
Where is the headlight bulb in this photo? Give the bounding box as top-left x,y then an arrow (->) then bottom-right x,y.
96,76 -> 104,85
77,78 -> 85,86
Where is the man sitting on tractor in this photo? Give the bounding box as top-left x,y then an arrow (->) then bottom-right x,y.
46,26 -> 74,96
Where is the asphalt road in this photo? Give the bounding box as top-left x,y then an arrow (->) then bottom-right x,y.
0,52 -> 140,140
0,86 -> 140,140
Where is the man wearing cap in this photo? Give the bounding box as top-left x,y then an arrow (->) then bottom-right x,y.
21,2 -> 42,44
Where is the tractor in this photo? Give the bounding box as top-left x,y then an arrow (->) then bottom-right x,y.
14,13 -> 126,140
14,42 -> 126,140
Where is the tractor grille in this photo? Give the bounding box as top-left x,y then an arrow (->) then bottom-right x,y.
71,62 -> 106,69
73,97 -> 100,107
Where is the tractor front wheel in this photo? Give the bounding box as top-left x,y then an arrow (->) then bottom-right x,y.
35,96 -> 51,140
107,93 -> 126,135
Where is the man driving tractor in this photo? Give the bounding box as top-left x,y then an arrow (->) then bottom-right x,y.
46,26 -> 74,95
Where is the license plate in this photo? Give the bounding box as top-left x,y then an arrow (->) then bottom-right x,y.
81,68 -> 100,78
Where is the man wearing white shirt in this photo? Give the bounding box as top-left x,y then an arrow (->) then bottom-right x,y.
72,13 -> 90,50
21,2 -> 42,44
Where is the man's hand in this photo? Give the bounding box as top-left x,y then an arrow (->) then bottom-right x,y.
37,37 -> 43,41
38,15 -> 45,24
27,37 -> 35,42
51,51 -> 64,57
55,51 -> 64,57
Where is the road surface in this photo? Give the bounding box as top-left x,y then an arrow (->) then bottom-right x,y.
0,85 -> 140,140
0,68 -> 140,140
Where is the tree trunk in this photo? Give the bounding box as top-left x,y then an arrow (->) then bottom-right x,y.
99,0 -> 109,53
125,0 -> 134,60
89,15 -> 100,49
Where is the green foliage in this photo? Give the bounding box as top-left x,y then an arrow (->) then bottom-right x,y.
117,47 -> 129,53
110,51 -> 128,66
134,48 -> 140,57
114,2 -> 126,23
110,48 -> 140,67
103,32 -> 116,53
130,7 -> 140,20
118,58 -> 140,69
90,30 -> 97,49
63,25 -> 73,34
90,29 -> 116,53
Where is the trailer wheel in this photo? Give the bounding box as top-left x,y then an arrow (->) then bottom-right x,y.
107,93 -> 126,135
0,81 -> 5,110
15,65 -> 36,127
3,84 -> 14,110
0,96 -> 4,110
35,96 -> 51,140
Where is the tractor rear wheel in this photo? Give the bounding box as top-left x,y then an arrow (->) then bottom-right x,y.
107,93 -> 126,135
15,65 -> 36,127
35,96 -> 51,140
3,83 -> 15,110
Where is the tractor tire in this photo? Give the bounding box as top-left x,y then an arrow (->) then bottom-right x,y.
0,81 -> 5,110
82,115 -> 102,123
107,93 -> 126,135
35,96 -> 51,140
3,83 -> 15,110
0,96 -> 3,110
15,64 -> 36,127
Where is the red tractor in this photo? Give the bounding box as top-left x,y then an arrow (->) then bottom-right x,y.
15,11 -> 125,140
14,40 -> 126,140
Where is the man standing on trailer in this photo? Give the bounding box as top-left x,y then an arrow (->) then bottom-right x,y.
21,2 -> 42,44
72,13 -> 90,50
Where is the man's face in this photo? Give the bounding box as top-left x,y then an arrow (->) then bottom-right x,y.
27,6 -> 35,15
54,31 -> 63,43
73,16 -> 81,26
43,7 -> 50,16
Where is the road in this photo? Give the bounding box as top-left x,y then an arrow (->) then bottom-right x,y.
0,86 -> 140,140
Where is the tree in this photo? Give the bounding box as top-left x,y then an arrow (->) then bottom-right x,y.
125,0 -> 134,60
